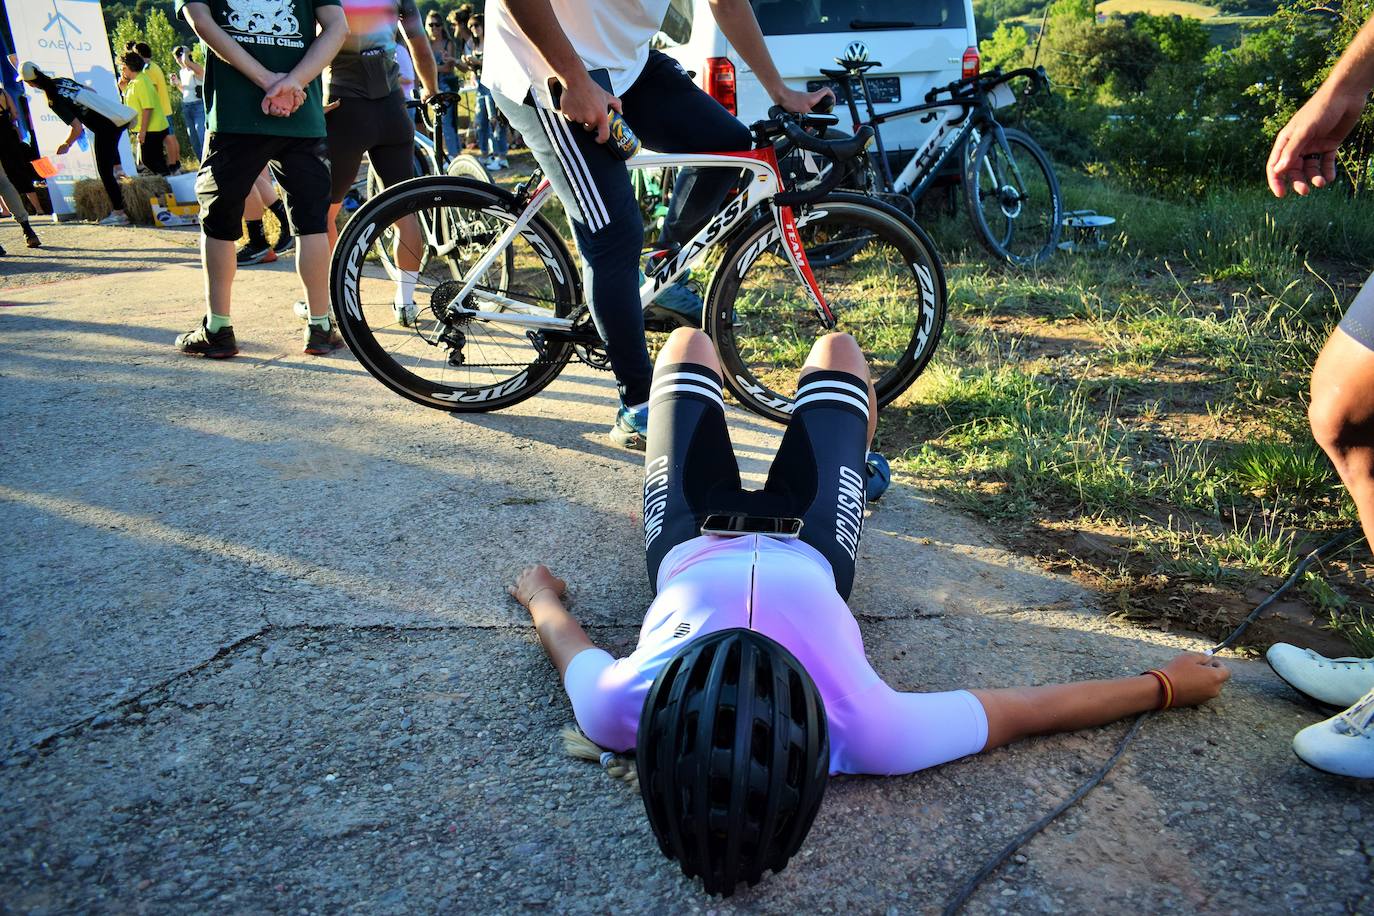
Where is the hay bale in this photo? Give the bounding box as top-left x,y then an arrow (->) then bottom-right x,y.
70,175 -> 173,225
71,178 -> 111,221
122,175 -> 172,225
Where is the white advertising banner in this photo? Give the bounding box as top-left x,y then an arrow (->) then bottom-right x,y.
4,0 -> 135,216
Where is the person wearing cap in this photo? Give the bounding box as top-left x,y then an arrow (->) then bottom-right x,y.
19,62 -> 132,226
1264,11 -> 1374,780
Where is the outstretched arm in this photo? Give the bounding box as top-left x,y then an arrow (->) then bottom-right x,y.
973,653 -> 1230,750
1266,12 -> 1374,197
510,564 -> 595,676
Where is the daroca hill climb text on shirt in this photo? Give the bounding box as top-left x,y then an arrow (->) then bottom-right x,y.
176,0 -> 341,138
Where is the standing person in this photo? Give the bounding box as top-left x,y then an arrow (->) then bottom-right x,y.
174,45 -> 207,159
424,10 -> 461,159
316,0 -> 439,326
173,0 -> 348,359
464,14 -> 507,171
120,52 -> 174,176
126,41 -> 182,170
484,0 -> 830,449
237,169 -> 296,264
19,62 -> 133,226
509,327 -> 1231,894
1264,11 -> 1374,779
0,87 -> 42,216
0,160 -> 41,248
448,4 -> 476,146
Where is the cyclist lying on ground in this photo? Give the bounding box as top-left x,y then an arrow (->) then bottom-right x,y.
509,327 -> 1231,894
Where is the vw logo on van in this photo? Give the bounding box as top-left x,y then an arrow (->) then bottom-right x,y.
843,41 -> 869,63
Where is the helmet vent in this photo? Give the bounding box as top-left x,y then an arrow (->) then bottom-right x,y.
712,707 -> 736,748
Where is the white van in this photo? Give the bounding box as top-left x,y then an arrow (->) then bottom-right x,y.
655,0 -> 981,164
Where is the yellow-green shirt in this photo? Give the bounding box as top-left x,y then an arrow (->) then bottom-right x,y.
125,73 -> 169,133
146,61 -> 174,118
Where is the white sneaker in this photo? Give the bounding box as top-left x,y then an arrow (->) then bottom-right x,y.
1292,687 -> 1374,778
96,212 -> 130,226
1266,644 -> 1374,707
292,300 -> 309,321
496,157 -> 509,170
394,301 -> 417,327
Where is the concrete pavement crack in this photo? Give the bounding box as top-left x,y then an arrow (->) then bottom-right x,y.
4,619 -> 546,762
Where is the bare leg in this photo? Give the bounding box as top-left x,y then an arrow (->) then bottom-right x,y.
203,236 -> 236,318
327,202 -> 342,249
1309,326 -> 1374,553
655,326 -> 718,373
243,184 -> 266,221
254,170 -> 278,208
296,233 -> 330,319
799,333 -> 878,449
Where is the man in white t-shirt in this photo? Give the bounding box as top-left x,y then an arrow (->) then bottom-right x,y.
484,0 -> 830,450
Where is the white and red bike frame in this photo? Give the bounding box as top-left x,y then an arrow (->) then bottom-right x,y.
439,146 -> 835,335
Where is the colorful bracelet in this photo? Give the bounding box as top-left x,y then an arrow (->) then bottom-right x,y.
1143,669 -> 1174,710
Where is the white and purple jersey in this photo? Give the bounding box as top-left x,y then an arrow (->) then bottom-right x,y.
565,534 -> 989,776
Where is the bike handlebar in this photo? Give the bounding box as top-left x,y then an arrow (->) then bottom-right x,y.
756,105 -> 874,207
923,65 -> 1049,105
405,91 -> 465,113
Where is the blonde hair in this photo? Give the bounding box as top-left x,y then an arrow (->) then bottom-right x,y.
560,725 -> 638,787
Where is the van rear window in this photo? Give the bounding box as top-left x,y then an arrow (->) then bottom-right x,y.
751,0 -> 967,34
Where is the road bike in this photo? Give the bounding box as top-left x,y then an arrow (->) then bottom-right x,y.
811,59 -> 1062,267
330,104 -> 948,423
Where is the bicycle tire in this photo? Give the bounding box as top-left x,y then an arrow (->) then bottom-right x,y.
446,153 -> 493,183
962,127 -> 1062,267
332,175 -> 580,413
706,193 -> 946,424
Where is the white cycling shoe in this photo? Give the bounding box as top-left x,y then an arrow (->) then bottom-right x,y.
1292,687 -> 1374,778
1265,643 -> 1374,707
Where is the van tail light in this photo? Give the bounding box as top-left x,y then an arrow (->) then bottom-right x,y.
704,57 -> 737,116
962,46 -> 980,79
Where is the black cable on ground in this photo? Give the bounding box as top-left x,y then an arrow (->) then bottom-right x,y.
941,526 -> 1363,916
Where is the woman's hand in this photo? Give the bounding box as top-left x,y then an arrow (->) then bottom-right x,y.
56,142 -> 71,155
509,564 -> 567,610
1160,652 -> 1231,707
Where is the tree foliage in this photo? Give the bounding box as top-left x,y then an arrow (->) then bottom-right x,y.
987,0 -> 1374,196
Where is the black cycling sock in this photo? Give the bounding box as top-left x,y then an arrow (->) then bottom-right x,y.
268,200 -> 291,242
245,219 -> 268,248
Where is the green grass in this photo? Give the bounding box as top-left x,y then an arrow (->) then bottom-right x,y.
879,169 -> 1371,648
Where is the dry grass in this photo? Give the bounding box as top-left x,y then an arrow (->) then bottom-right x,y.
71,175 -> 173,225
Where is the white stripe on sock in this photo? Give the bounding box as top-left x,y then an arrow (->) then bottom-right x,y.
796,377 -> 869,404
650,382 -> 725,409
652,370 -> 723,395
792,390 -> 870,416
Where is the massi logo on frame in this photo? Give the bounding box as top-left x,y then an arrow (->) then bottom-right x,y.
224,0 -> 303,42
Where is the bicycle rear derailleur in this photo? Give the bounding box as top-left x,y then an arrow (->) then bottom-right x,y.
430,280 -> 470,367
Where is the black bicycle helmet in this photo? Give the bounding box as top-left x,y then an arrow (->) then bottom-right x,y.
636,628 -> 829,896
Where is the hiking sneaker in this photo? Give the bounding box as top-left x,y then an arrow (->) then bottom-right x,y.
1267,644 -> 1374,708
303,321 -> 345,355
865,451 -> 891,502
236,241 -> 277,265
394,301 -> 418,327
176,317 -> 239,358
610,403 -> 649,451
274,229 -> 295,255
1292,686 -> 1374,778
96,211 -> 130,226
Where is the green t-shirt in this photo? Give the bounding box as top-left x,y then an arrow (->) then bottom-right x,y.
176,0 -> 341,138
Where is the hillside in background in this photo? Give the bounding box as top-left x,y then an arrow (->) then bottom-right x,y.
974,0 -> 1279,45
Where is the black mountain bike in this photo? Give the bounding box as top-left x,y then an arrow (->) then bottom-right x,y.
812,60 -> 1062,266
